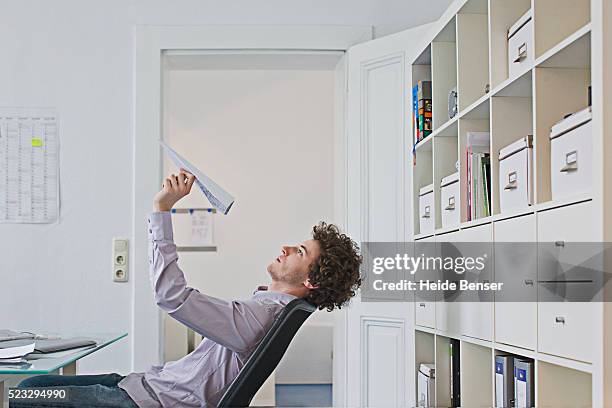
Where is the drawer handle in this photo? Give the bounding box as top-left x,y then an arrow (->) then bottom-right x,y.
419,303 -> 426,307
513,42 -> 528,63
504,171 -> 518,190
422,205 -> 431,219
555,316 -> 566,324
524,279 -> 534,286
445,196 -> 456,211
555,241 -> 565,247
560,150 -> 578,172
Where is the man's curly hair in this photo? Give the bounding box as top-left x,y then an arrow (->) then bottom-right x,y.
306,222 -> 362,311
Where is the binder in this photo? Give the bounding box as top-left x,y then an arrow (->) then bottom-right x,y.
514,358 -> 534,408
449,339 -> 461,407
495,355 -> 514,407
418,363 -> 435,407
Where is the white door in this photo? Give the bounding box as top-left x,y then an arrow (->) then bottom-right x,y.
340,23 -> 433,408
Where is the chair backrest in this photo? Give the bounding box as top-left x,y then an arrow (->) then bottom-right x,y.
217,298 -> 317,407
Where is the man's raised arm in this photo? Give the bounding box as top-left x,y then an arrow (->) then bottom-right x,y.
147,171 -> 268,354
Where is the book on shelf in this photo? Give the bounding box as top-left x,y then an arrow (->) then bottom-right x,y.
465,132 -> 491,221
413,81 -> 432,144
412,84 -> 419,142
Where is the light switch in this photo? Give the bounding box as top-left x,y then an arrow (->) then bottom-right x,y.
113,238 -> 129,282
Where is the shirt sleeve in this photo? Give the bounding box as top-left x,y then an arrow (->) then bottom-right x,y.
147,212 -> 270,354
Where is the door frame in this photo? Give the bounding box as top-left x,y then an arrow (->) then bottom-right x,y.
132,24 -> 371,375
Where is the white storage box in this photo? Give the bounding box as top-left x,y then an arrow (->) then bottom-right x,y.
440,172 -> 460,228
549,107 -> 593,200
419,184 -> 434,235
417,363 -> 436,408
498,135 -> 533,213
507,10 -> 534,79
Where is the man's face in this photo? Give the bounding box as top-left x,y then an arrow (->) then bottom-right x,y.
267,239 -> 321,286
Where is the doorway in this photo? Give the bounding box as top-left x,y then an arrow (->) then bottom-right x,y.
160,51 -> 344,405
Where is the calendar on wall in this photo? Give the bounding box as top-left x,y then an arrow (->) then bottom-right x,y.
0,108 -> 59,224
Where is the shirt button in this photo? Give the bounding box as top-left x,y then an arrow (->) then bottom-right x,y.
149,229 -> 153,233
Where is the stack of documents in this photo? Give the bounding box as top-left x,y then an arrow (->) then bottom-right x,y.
0,343 -> 35,365
0,338 -> 97,354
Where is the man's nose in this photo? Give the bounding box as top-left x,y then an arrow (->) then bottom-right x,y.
281,246 -> 294,255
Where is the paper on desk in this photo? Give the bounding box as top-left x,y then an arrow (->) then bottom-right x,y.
0,357 -> 26,364
160,141 -> 235,215
0,342 -> 35,359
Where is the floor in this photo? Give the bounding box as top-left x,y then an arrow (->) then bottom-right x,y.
275,384 -> 332,407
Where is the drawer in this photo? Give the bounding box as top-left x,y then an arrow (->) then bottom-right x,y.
550,120 -> 593,201
494,214 -> 537,349
507,11 -> 534,79
419,190 -> 434,235
538,301 -> 596,363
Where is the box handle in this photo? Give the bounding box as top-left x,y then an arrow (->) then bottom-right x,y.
445,196 -> 456,211
422,205 -> 431,219
504,171 -> 518,190
524,279 -> 534,286
555,316 -> 566,324
560,150 -> 578,172
513,43 -> 528,63
419,303 -> 426,307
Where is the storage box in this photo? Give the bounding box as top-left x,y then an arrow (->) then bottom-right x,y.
419,183 -> 434,235
549,107 -> 592,201
440,172 -> 460,228
507,10 -> 534,79
417,363 -> 435,408
498,135 -> 533,213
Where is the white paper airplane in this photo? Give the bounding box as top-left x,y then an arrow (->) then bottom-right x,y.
160,141 -> 235,215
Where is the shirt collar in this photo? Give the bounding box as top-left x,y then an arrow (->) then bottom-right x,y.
252,286 -> 298,305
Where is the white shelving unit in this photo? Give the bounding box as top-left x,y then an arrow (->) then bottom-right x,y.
410,0 -> 606,406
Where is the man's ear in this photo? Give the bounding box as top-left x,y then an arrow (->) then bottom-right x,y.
304,280 -> 319,290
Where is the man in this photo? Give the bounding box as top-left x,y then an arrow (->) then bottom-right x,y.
14,170 -> 362,407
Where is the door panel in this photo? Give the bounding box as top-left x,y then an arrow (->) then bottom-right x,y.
361,318 -> 405,407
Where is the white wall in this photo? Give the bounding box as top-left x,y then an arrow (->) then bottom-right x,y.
0,0 -> 452,374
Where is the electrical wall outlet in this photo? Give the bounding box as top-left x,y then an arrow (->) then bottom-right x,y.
113,238 -> 129,282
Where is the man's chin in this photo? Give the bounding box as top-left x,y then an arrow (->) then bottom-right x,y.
266,264 -> 276,277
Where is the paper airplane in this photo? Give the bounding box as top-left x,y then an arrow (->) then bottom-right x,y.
160,141 -> 235,215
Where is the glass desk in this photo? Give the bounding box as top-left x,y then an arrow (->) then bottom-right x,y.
0,333 -> 127,407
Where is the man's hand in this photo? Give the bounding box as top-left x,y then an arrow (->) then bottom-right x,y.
154,169 -> 196,212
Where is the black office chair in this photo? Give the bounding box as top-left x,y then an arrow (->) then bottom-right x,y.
217,298 -> 317,407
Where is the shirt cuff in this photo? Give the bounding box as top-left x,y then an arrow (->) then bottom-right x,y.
148,212 -> 174,241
